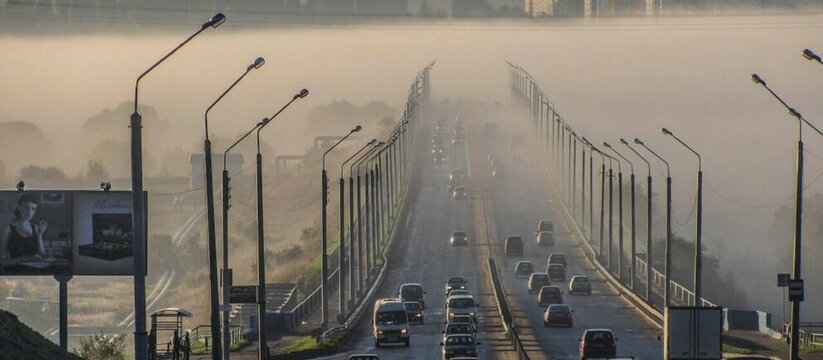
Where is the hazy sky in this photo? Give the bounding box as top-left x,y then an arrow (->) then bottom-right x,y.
2,13 -> 823,318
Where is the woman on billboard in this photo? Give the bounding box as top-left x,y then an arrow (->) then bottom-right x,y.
0,193 -> 48,270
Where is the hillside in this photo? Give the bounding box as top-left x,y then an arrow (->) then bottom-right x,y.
0,309 -> 82,360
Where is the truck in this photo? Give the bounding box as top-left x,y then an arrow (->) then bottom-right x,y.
664,306 -> 723,359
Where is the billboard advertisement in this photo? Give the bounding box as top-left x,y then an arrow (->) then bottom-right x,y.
0,190 -> 146,276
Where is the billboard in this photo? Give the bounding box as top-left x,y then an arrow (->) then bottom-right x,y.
0,190 -> 146,276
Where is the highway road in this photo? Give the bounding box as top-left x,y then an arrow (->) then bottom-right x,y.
480,115 -> 664,359
342,104 -> 517,359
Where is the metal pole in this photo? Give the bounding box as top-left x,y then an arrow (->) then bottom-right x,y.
338,177 -> 345,322
364,171 -> 372,277
371,166 -> 378,258
590,151 -> 594,243
608,164 -> 613,271
568,131 -> 573,205
348,176 -> 355,305
629,172 -> 637,290
582,147 -> 586,236
129,17 -> 222,357
256,152 -> 267,359
221,169 -> 231,360
789,140 -> 803,360
573,137 -> 577,220
357,174 -> 364,293
56,274 -> 71,360
665,175 -> 672,308
321,169 -> 329,329
129,111 -> 148,360
618,170 -> 624,281
647,175 -> 653,303
600,161 -> 606,258
204,139 -> 223,358
695,170 -> 703,305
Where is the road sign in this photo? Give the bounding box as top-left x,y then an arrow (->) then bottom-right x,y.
230,285 -> 258,304
788,279 -> 804,302
777,273 -> 790,287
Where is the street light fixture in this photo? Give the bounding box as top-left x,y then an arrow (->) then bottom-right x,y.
661,127 -> 703,306
751,73 -> 822,360
345,140 -> 379,304
202,57 -> 265,360
803,49 -> 822,64
604,142 -> 628,283
354,142 -> 383,292
589,143 -> 607,260
601,150 -> 616,272
634,137 -> 672,308
256,89 -> 310,358
129,13 -> 225,360
583,137 -> 595,242
622,138 -> 653,303
338,139 -> 377,319
321,125 -> 362,329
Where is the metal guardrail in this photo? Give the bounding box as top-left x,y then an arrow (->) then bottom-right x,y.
289,267 -> 340,329
318,65 -> 430,341
488,258 -> 531,360
634,256 -> 717,308
783,324 -> 823,348
189,324 -> 243,350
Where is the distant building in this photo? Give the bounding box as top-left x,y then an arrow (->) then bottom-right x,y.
525,0 -> 554,16
188,153 -> 244,190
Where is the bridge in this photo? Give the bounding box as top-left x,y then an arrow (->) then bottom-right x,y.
218,61 -> 823,360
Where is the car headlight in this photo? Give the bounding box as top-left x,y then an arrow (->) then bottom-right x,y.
469,312 -> 476,316
449,312 -> 455,317
416,314 -> 422,317
377,330 -> 383,335
401,329 -> 408,334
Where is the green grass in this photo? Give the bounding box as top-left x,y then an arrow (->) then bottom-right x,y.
723,343 -> 755,354
802,343 -> 823,354
280,336 -> 321,353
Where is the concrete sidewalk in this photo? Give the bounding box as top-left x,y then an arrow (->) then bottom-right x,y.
724,330 -> 823,360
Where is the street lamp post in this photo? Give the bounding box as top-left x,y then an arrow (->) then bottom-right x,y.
606,142 -> 634,286
635,138 -> 672,308
339,139 -> 377,317
204,56 -> 265,360
252,89 -> 309,359
221,119 -> 263,360
321,126 -> 362,330
130,13 -> 225,360
622,138 -> 653,303
584,137 -> 595,243
353,143 -> 382,296
662,127 -> 702,305
591,145 -> 606,260
603,153 -> 615,272
751,73 -> 823,360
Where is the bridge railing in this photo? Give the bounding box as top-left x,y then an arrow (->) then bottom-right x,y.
316,62 -> 433,341
506,61 -> 719,317
488,258 -> 531,360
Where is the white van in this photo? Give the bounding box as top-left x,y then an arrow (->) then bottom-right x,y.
373,298 -> 410,347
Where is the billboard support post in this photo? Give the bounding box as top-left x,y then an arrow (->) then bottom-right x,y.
55,274 -> 72,360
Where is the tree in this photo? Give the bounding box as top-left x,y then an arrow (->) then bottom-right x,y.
419,0 -> 435,16
19,165 -> 67,185
74,332 -> 126,360
85,160 -> 110,182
